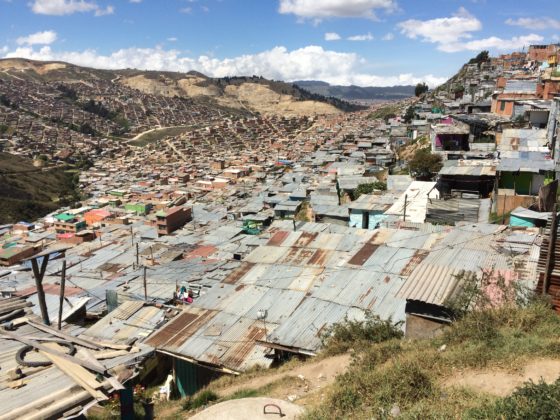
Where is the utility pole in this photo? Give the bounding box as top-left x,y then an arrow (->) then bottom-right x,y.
143,266 -> 147,301
57,260 -> 66,330
30,254 -> 51,326
136,242 -> 139,267
543,203 -> 558,295
403,194 -> 408,222
130,226 -> 134,246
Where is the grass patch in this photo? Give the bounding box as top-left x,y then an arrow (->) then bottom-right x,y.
305,301 -> 560,419
467,378 -> 560,420
129,125 -> 195,146
181,390 -> 218,411
321,312 -> 403,356
227,388 -> 261,400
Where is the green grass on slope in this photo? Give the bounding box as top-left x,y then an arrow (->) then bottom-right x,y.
305,300 -> 560,419
0,153 -> 78,223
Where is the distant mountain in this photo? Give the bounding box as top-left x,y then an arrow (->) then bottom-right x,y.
294,81 -> 416,101
0,58 -> 362,116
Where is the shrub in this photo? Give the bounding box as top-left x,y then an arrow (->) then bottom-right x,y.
468,379 -> 560,420
408,148 -> 442,179
321,312 -> 403,355
350,181 -> 387,200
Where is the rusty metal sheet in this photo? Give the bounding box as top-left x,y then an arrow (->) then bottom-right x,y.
400,249 -> 429,276
293,231 -> 318,248
224,262 -> 255,284
267,231 -> 290,246
308,249 -> 330,266
348,242 -> 379,266
146,309 -> 217,348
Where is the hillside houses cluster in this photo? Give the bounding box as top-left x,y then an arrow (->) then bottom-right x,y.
1,44 -> 560,417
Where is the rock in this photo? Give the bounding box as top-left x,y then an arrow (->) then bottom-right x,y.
390,404 -> 401,417
438,344 -> 447,352
297,374 -> 305,381
287,394 -> 298,402
317,373 -> 326,380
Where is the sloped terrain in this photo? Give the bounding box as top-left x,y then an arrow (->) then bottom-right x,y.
0,58 -> 357,117
0,153 -> 77,223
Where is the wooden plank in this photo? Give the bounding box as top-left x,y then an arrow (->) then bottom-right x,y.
27,320 -> 101,350
0,330 -> 106,374
76,348 -> 107,373
41,344 -> 107,401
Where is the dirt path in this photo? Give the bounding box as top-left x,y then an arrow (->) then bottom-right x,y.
217,354 -> 351,399
444,358 -> 560,397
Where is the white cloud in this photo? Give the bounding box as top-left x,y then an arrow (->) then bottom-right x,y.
398,7 -> 481,46
506,17 -> 560,30
381,32 -> 394,41
399,8 -> 543,53
180,7 -> 192,14
324,32 -> 341,41
347,33 -> 373,41
94,5 -> 114,16
16,30 -> 57,46
443,34 -> 544,53
2,44 -> 446,87
278,0 -> 397,20
129,0 -> 142,3
167,37 -> 178,42
30,0 -> 114,16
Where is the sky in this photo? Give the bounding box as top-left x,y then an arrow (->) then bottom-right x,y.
0,0 -> 559,87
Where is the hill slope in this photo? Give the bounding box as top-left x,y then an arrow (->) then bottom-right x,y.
294,80 -> 415,101
0,58 -> 360,117
0,153 -> 77,224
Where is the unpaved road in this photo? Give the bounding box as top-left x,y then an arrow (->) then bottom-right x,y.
444,358 -> 560,397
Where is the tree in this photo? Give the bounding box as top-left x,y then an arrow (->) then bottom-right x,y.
408,148 -> 442,179
403,106 -> 416,124
468,50 -> 489,65
415,82 -> 429,97
351,181 -> 387,200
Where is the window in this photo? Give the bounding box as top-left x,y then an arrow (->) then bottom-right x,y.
500,101 -> 506,112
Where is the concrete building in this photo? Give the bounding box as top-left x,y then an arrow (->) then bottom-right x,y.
156,206 -> 192,236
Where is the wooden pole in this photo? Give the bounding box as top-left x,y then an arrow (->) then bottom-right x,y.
136,242 -> 139,267
57,260 -> 66,330
403,194 -> 408,222
31,255 -> 50,326
543,204 -> 558,295
143,266 -> 147,301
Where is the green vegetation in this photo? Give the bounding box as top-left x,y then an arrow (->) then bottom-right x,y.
408,148 -> 442,179
468,50 -> 490,66
367,104 -> 399,122
469,379 -> 560,419
306,298 -> 560,419
349,181 -> 387,200
321,312 -> 403,356
403,105 -> 416,123
129,125 -> 195,147
181,390 -> 219,411
415,82 -> 429,97
0,152 -> 80,223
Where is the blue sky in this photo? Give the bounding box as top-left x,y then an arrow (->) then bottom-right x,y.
1,0 -> 559,86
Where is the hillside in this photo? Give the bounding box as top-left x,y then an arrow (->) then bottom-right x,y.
148,301 -> 560,419
0,153 -> 78,224
294,80 -> 415,102
0,58 -> 360,117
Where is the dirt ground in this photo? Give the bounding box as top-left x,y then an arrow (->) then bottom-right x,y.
216,353 -> 351,405
443,358 -> 560,397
